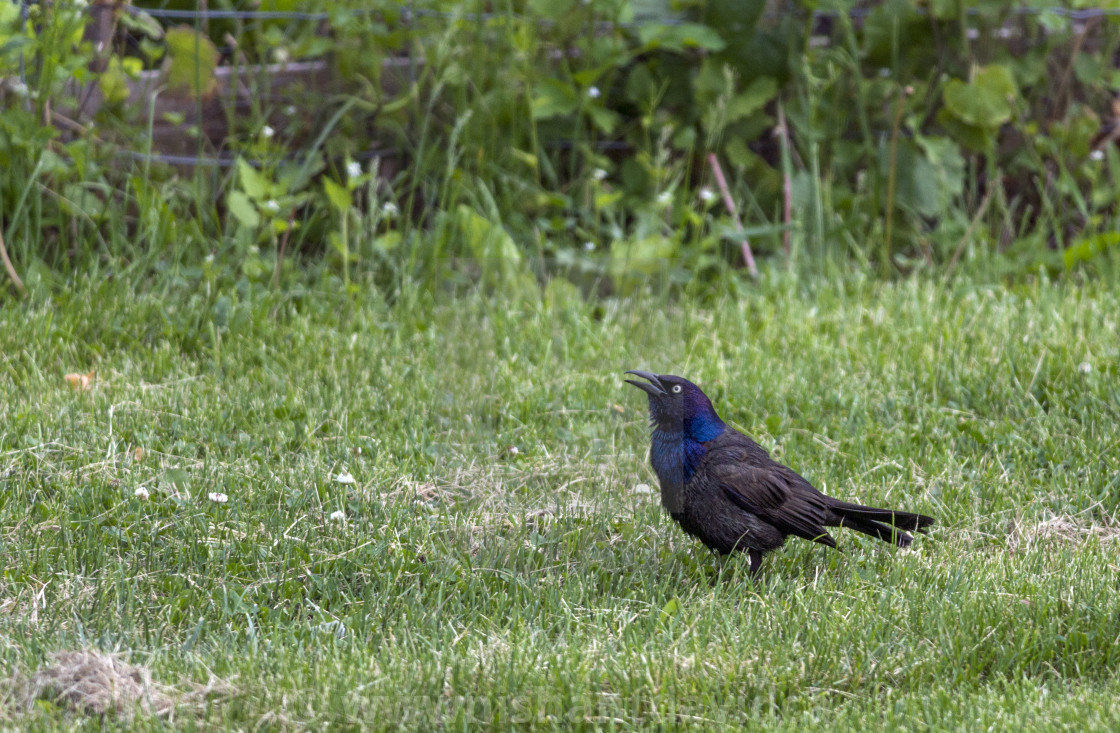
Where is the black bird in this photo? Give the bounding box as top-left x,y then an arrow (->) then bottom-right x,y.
625,370 -> 933,575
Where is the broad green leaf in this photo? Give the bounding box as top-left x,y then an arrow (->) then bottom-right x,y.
880,140 -> 945,218
723,138 -> 756,169
237,158 -> 270,200
942,65 -> 1018,129
119,9 -> 164,39
139,38 -> 165,63
594,190 -> 623,209
610,235 -> 677,277
458,205 -> 521,265
227,191 -> 260,228
625,64 -> 658,105
60,182 -> 109,220
671,125 -> 696,151
1038,9 -> 1070,32
638,22 -> 726,52
98,57 -> 130,106
586,105 -> 620,135
165,26 -> 219,98
0,1 -> 21,27
936,107 -> 993,153
916,134 -> 966,205
943,79 -> 1008,129
322,177 -> 351,214
328,231 -> 350,259
277,156 -> 323,197
975,64 -> 1017,101
726,76 -> 779,122
1064,232 -> 1120,269
122,57 -> 143,76
531,79 -> 579,120
451,205 -> 535,296
271,218 -> 294,235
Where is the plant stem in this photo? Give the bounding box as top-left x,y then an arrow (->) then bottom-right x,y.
708,153 -> 758,277
883,87 -> 910,278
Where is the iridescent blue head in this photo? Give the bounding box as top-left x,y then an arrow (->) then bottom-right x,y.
624,371 -> 726,442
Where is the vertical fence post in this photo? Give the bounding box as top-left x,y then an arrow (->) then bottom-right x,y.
82,0 -> 115,72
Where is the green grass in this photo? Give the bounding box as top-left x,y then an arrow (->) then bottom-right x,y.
1,273 -> 1119,730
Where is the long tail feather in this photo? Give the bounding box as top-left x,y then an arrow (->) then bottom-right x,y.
839,517 -> 914,547
830,501 -> 934,533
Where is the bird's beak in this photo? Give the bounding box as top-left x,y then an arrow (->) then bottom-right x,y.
624,370 -> 666,397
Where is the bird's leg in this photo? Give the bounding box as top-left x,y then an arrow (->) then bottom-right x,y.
748,549 -> 763,577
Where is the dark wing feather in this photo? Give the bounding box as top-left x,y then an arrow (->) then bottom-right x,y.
708,460 -> 837,548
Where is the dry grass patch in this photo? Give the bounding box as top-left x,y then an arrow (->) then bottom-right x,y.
1008,513 -> 1120,553
11,649 -> 234,721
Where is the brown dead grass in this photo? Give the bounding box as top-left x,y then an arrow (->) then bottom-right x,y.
1007,513 -> 1120,553
8,649 -> 234,721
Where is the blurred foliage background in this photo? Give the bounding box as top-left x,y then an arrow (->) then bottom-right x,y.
2,0 -> 1120,299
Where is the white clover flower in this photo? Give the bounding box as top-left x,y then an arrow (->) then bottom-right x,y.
273,47 -> 290,64
592,168 -> 608,181
507,446 -> 519,456
261,125 -> 275,139
699,187 -> 716,202
587,86 -> 601,99
330,510 -> 346,521
134,486 -> 150,500
1090,150 -> 1105,162
634,483 -> 653,495
263,199 -> 281,214
656,191 -> 672,206
336,470 -> 355,485
1079,361 -> 1092,374
346,161 -> 362,179
208,492 -> 228,504
583,241 -> 595,252
381,202 -> 399,218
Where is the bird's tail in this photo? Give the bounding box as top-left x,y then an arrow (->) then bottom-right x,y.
829,501 -> 934,548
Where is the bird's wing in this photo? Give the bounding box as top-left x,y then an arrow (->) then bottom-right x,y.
708,458 -> 837,548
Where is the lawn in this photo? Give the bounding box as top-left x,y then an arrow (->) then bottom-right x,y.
1,274 -> 1118,730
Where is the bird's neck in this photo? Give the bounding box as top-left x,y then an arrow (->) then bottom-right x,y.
684,410 -> 725,443
649,425 -> 720,488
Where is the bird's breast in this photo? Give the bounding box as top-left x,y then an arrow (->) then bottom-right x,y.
649,430 -> 708,512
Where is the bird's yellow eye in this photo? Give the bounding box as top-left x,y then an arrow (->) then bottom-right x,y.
672,385 -> 682,394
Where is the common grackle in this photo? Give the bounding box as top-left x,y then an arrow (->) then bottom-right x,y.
625,370 -> 933,575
